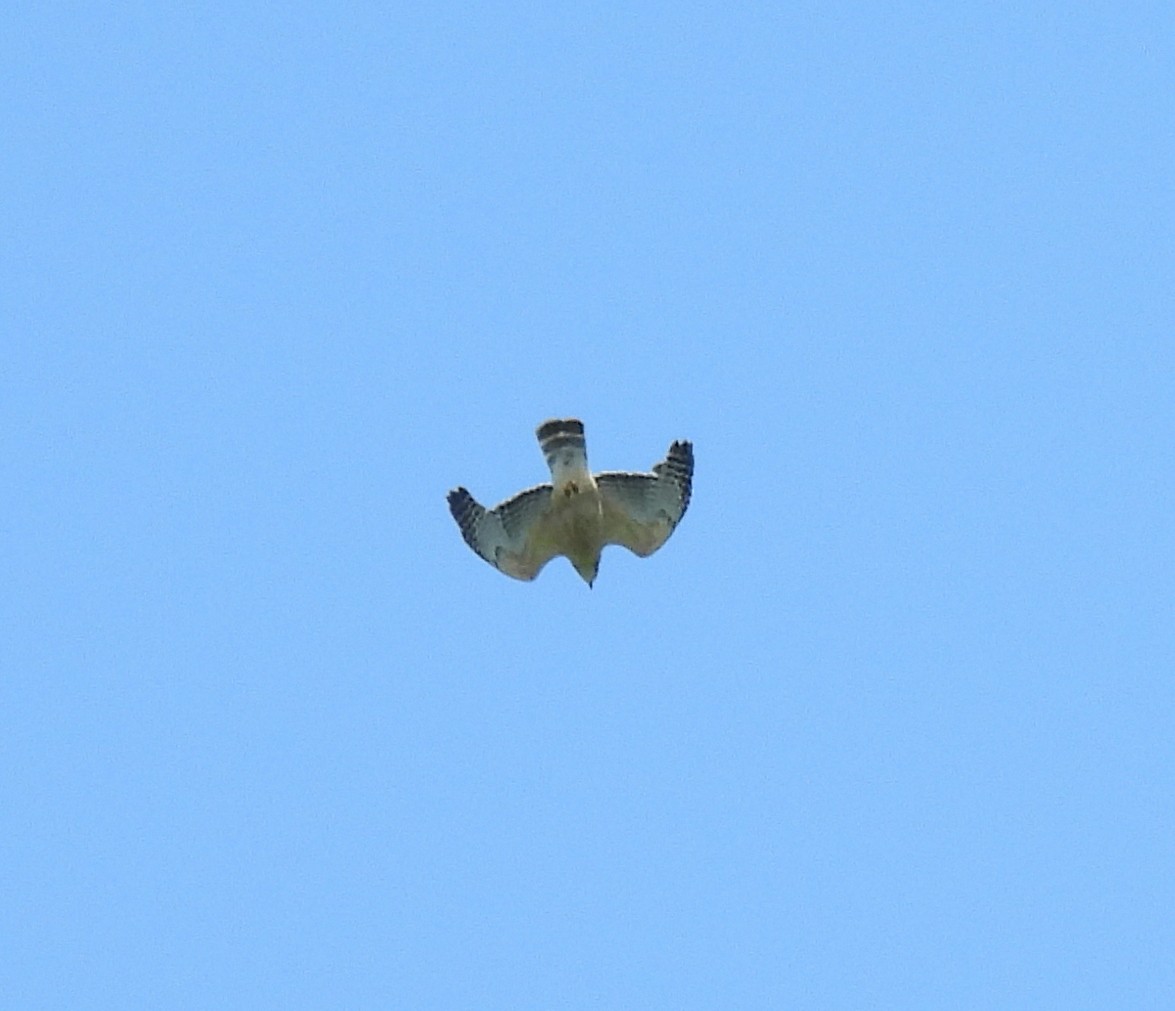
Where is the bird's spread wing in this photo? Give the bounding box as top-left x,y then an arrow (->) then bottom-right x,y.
446,484 -> 559,580
596,440 -> 693,557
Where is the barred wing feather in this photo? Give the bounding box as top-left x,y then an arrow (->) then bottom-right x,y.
446,484 -> 557,580
596,440 -> 693,558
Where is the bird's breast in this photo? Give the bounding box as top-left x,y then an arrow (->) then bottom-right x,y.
551,488 -> 604,551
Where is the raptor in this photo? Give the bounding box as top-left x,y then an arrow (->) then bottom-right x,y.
447,419 -> 693,586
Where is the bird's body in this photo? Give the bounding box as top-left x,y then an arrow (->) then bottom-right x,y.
447,419 -> 693,586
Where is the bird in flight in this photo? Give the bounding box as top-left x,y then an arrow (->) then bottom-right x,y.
447,419 -> 693,586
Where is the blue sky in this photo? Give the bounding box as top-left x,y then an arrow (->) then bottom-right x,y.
4,2 -> 1172,1006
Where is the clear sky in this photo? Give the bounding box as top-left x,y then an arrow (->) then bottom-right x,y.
4,2 -> 1172,1007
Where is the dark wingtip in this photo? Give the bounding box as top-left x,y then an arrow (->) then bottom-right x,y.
446,487 -> 484,553
447,487 -> 478,526
663,440 -> 693,518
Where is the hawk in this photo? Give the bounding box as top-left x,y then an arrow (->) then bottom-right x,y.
447,419 -> 693,586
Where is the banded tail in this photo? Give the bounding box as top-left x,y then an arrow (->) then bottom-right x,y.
536,418 -> 590,491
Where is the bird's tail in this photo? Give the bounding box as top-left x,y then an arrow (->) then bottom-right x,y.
536,418 -> 590,489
